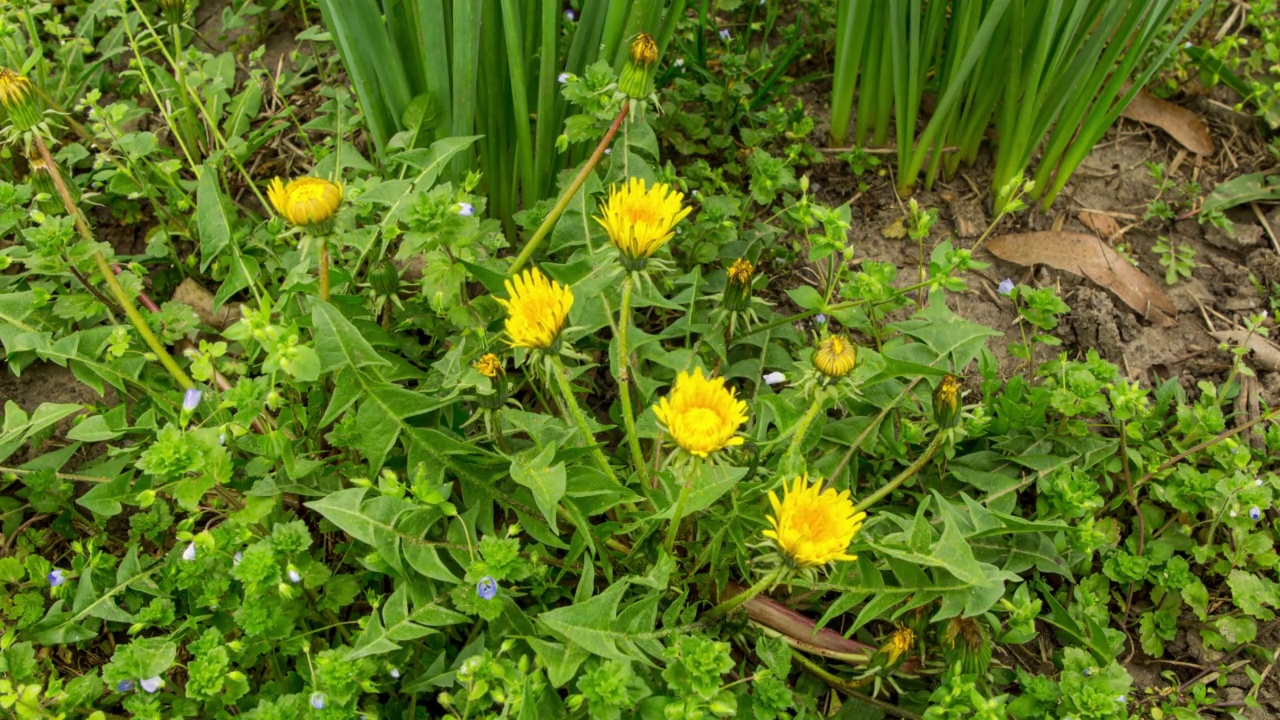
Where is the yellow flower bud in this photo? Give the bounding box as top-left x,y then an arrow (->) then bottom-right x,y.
267,176 -> 343,230
0,67 -> 41,131
813,336 -> 857,379
933,374 -> 961,429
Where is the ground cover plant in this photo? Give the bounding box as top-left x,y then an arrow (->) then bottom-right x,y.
0,1 -> 1279,719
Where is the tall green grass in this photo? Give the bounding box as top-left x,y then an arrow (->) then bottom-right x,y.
830,0 -> 1211,212
316,0 -> 682,234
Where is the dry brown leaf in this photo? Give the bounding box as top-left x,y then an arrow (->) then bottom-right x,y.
1121,90 -> 1214,156
172,278 -> 241,329
987,232 -> 1177,326
1078,210 -> 1123,239
1211,330 -> 1280,372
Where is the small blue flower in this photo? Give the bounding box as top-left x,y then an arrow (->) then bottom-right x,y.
233,551 -> 243,566
288,567 -> 302,584
140,676 -> 162,694
477,576 -> 498,600
718,28 -> 731,41
564,8 -> 575,21
47,569 -> 65,587
557,72 -> 571,84
1250,506 -> 1262,521
390,667 -> 401,679
997,278 -> 1015,296
815,314 -> 827,324
182,542 -> 197,561
310,692 -> 327,710
1116,695 -> 1126,704
456,202 -> 474,217
182,387 -> 202,412
116,679 -> 135,692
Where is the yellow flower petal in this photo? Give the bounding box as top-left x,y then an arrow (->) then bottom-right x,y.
268,176 -> 343,228
496,268 -> 574,350
764,474 -> 865,569
595,177 -> 692,263
652,367 -> 748,457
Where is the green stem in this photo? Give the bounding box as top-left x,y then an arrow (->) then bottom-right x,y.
318,234 -> 331,301
34,135 -> 194,390
783,395 -> 826,473
550,354 -> 619,483
663,468 -> 695,555
617,276 -> 649,484
703,567 -> 783,621
508,101 -> 630,274
791,652 -> 923,720
854,432 -> 946,512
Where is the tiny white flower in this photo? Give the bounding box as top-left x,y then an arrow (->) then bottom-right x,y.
1116,695 -> 1126,703
233,552 -> 243,566
604,148 -> 611,155
182,542 -> 196,561
815,314 -> 828,324
390,667 -> 401,679
763,372 -> 786,386
564,8 -> 575,20
288,568 -> 302,584
140,676 -> 163,694
182,387 -> 202,412
997,278 -> 1015,296
1230,509 -> 1238,518
456,202 -> 474,217
557,72 -> 571,84
674,58 -> 685,68
1257,478 -> 1265,486
719,28 -> 731,41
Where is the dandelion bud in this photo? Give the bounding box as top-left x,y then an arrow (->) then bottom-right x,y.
158,0 -> 186,25
369,260 -> 401,298
724,258 -> 754,312
473,353 -> 507,409
0,67 -> 42,131
618,33 -> 659,99
813,336 -> 857,379
939,617 -> 992,676
933,374 -> 961,429
26,150 -> 66,214
266,176 -> 343,232
872,625 -> 914,670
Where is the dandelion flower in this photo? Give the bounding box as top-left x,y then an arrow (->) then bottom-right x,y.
496,268 -> 573,350
933,374 -> 961,429
267,176 -> 343,228
813,336 -> 857,379
883,625 -> 914,667
653,367 -> 748,457
724,258 -> 754,312
595,177 -> 692,269
473,353 -> 503,379
0,67 -> 40,128
763,475 -> 865,569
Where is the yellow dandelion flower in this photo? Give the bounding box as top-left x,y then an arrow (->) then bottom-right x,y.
933,374 -> 961,429
653,367 -> 748,457
630,33 -> 659,67
473,353 -> 504,378
727,258 -> 754,286
0,67 -> 40,129
813,336 -> 857,378
763,475 -> 865,569
595,177 -> 692,269
267,176 -> 344,228
495,268 -> 574,350
885,625 -> 915,667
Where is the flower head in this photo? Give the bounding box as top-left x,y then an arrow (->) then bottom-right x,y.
288,566 -> 302,584
1250,506 -> 1262,521
564,8 -> 575,21
763,475 -> 865,569
762,372 -> 786,386
933,374 -> 961,429
182,387 -> 202,412
310,692 -> 327,709
140,676 -> 163,694
267,176 -> 343,229
456,202 -> 474,217
477,576 -> 498,600
116,679 -> 135,692
630,33 -> 659,67
595,177 -> 691,269
718,28 -> 731,41
813,336 -> 857,379
883,625 -> 914,667
181,542 -> 197,561
997,278 -> 1015,296
727,258 -> 755,286
0,67 -> 41,130
47,569 -> 65,587
473,353 -> 504,379
558,72 -> 572,84
653,367 -> 748,457
496,268 -> 573,350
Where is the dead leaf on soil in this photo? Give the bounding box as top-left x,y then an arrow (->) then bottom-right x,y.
1078,211 -> 1123,240
986,232 -> 1177,326
1120,90 -> 1214,156
1210,330 -> 1280,373
172,278 -> 241,329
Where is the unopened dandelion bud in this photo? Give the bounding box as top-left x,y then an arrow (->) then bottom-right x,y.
473,353 -> 507,409
267,176 -> 343,232
618,33 -> 659,99
0,68 -> 42,131
933,374 -> 961,429
872,625 -> 914,671
159,0 -> 187,25
26,150 -> 67,214
813,336 -> 857,379
369,260 -> 401,298
724,258 -> 754,312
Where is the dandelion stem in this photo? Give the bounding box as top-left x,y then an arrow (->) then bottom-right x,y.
663,471 -> 694,555
550,354 -> 619,483
783,395 -> 826,473
318,234 -> 331,301
703,567 -> 784,621
855,431 -> 946,512
33,135 -> 194,391
509,101 -> 630,274
617,276 -> 649,484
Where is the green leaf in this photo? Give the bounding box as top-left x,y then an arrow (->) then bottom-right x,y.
785,285 -> 826,311
537,581 -> 665,662
76,475 -> 133,518
196,168 -> 232,272
652,464 -> 748,521
1201,173 -> 1280,216
312,301 -> 391,374
510,444 -> 566,534
392,135 -> 482,187
30,547 -> 156,644
347,584 -> 468,660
